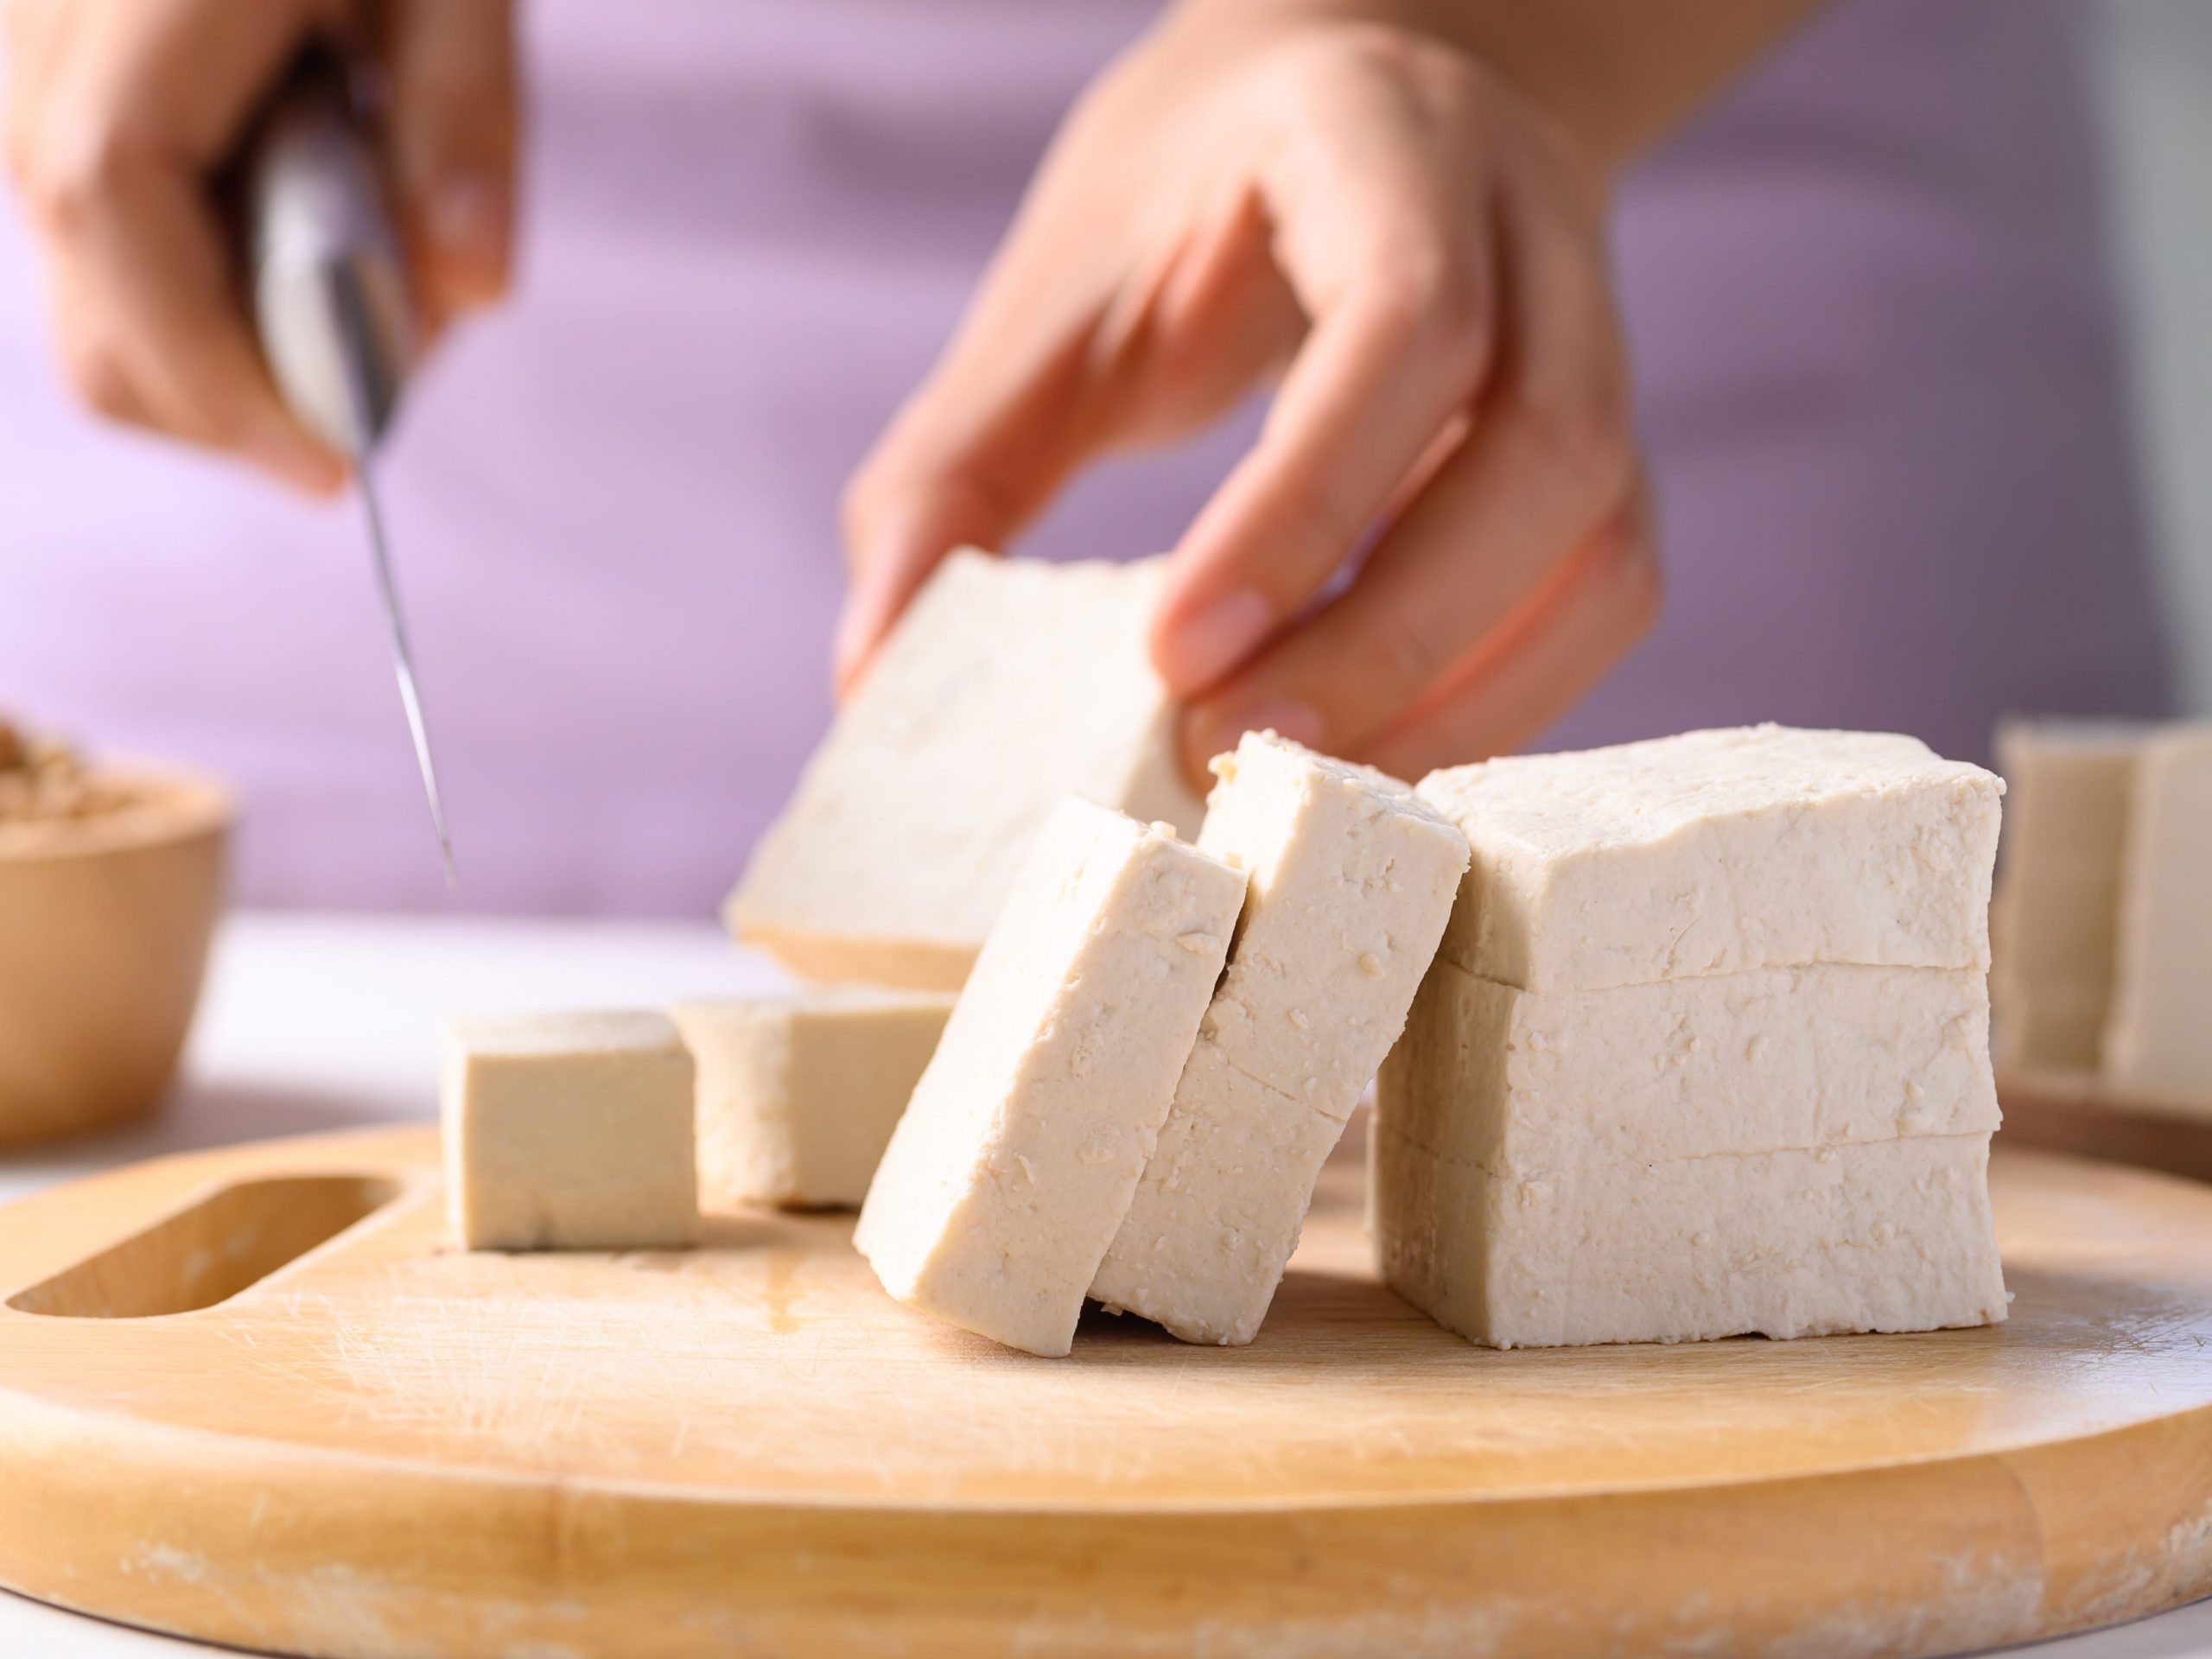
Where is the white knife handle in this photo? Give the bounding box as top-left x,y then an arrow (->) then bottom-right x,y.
245,54 -> 413,460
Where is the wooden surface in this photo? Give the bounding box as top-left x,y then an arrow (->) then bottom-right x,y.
2,1129 -> 2212,1658
2001,1069 -> 2212,1183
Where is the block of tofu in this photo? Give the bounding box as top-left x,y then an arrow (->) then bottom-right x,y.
442,1012 -> 698,1251
726,551 -> 1203,990
1993,718 -> 2145,883
1372,1122 -> 2008,1349
2104,726 -> 2212,1105
1090,734 -> 1468,1345
671,988 -> 954,1210
1418,726 -> 2005,993
1990,719 -> 2145,1072
854,797 -> 1245,1357
1380,958 -> 1999,1174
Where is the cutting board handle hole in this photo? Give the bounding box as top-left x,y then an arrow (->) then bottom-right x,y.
7,1173 -> 404,1319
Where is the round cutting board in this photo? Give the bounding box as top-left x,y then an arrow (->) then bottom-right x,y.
1,1129 -> 2210,1659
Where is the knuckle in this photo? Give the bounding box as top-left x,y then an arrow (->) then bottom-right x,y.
181,397 -> 248,451
65,341 -> 137,423
1353,599 -> 1457,710
16,124 -> 137,238
1370,233 -> 1491,372
1329,19 -> 1470,95
1421,264 -> 1493,373
1328,21 -> 1426,80
1587,513 -> 1664,637
1315,21 -> 1492,140
1518,377 -> 1636,505
1261,465 -> 1369,563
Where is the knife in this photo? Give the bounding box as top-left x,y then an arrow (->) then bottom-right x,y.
245,49 -> 456,887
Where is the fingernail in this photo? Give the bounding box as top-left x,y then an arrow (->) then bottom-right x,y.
1185,697 -> 1325,772
1159,588 -> 1274,692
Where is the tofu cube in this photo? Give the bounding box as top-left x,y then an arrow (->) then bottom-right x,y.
443,1012 -> 698,1251
2105,726 -> 2212,1103
855,797 -> 1246,1357
1989,719 -> 2145,1072
1090,733 -> 1468,1345
1419,724 -> 2004,993
726,552 -> 1202,990
672,988 -> 954,1210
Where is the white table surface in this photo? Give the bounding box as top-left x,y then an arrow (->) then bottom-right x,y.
0,912 -> 2205,1658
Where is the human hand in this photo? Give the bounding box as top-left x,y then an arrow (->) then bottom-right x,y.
841,5 -> 1658,785
3,0 -> 518,492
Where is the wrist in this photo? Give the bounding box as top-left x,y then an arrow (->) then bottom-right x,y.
1156,0 -> 1624,179
1160,0 -> 1820,173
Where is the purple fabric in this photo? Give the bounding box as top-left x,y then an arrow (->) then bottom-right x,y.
1553,0 -> 2174,761
0,0 -> 2172,916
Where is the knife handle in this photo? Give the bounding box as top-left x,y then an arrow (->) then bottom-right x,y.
245,51 -> 414,460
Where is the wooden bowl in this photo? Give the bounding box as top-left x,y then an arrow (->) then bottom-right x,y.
0,769 -> 230,1145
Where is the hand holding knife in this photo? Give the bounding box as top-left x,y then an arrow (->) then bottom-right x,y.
244,48 -> 456,886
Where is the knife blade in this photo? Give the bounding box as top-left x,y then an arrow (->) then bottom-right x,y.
245,50 -> 455,886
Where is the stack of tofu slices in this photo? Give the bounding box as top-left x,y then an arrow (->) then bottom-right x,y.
857,735 -> 1471,1355
734,555 -> 2013,1356
1376,726 -> 2011,1349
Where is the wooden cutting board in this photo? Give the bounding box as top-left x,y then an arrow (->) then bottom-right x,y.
1999,1067 -> 2212,1183
2,1128 -> 2210,1659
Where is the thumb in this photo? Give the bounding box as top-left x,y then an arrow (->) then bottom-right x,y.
836,306 -> 1097,696
383,0 -> 518,332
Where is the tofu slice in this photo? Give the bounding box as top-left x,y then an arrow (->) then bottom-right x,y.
1371,1122 -> 2008,1349
854,797 -> 1246,1357
1989,719 -> 2145,1072
1090,733 -> 1468,1345
1382,958 -> 2000,1174
671,988 -> 954,1210
726,552 -> 1202,990
2104,726 -> 2212,1104
443,1012 -> 698,1251
1418,725 -> 2004,993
